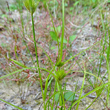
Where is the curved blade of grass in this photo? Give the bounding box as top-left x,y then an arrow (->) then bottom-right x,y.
0,67 -> 30,80
66,70 -> 102,83
64,40 -> 101,65
0,67 -> 54,80
0,98 -> 23,110
9,58 -> 26,68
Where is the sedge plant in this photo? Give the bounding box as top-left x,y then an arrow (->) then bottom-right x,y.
24,0 -> 66,109
21,0 -> 71,109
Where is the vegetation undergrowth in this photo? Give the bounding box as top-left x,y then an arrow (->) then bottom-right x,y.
0,0 -> 110,110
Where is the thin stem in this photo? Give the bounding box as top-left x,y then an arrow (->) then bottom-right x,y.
31,13 -> 43,97
29,0 -> 44,107
52,81 -> 57,109
57,81 -> 65,110
60,0 -> 65,62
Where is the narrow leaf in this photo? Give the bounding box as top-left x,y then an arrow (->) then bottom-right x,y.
9,58 -> 26,68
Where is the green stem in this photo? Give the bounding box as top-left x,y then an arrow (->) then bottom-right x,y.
31,13 -> 44,97
29,0 -> 44,107
52,80 -> 57,109
60,0 -> 65,62
57,81 -> 65,110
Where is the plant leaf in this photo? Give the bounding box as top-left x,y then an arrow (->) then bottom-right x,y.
56,26 -> 61,34
64,91 -> 75,101
9,58 -> 26,68
69,35 -> 76,43
50,31 -> 57,41
55,92 -> 60,102
74,1 -> 79,6
58,37 -> 67,43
